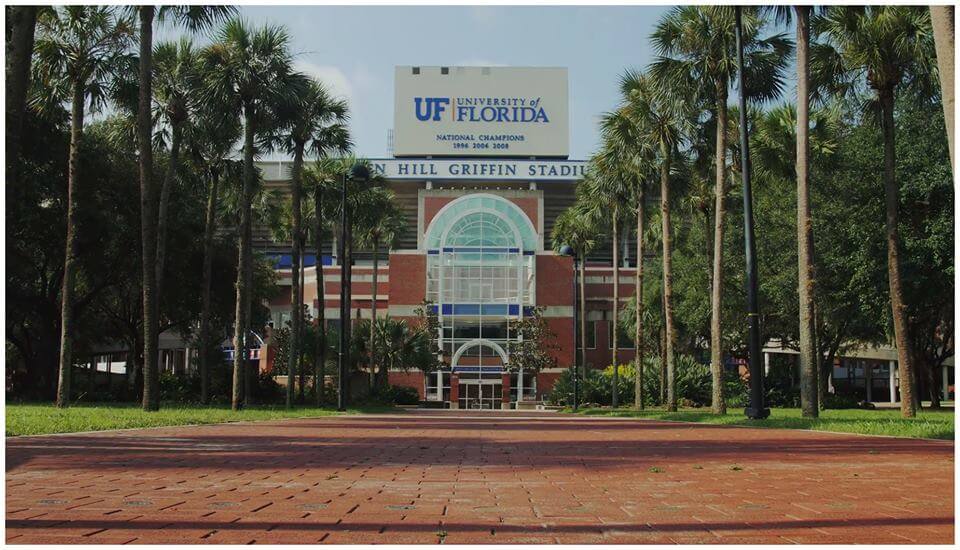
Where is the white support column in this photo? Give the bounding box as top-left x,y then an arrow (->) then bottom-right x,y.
518,369 -> 524,402
865,363 -> 872,402
889,360 -> 897,403
943,365 -> 950,401
763,352 -> 771,375
436,370 -> 443,402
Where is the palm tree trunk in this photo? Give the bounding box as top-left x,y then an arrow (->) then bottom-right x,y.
232,106 -> 255,411
56,82 -> 85,409
199,167 -> 219,405
796,6 -> 818,419
5,5 -> 37,186
314,187 -> 327,407
634,190 -> 644,410
243,209 -> 255,405
299,261 -> 306,403
710,83 -> 728,415
878,89 -> 917,418
138,6 -> 160,412
579,253 -> 587,406
287,143 -> 305,409
659,322 -> 666,404
661,144 -> 677,413
344,211 -> 354,400
371,238 -> 381,388
155,122 -> 182,313
931,6 -> 955,172
611,207 -> 619,408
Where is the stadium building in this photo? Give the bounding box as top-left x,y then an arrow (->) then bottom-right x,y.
93,65 -> 949,408
259,66 -> 639,408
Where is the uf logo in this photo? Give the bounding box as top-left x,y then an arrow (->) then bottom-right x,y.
414,97 -> 450,121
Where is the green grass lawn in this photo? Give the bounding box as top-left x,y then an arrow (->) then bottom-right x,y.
568,407 -> 955,440
5,402 -> 398,437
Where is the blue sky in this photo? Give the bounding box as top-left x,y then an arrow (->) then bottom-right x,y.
167,5 -> 677,160
161,6 -> 797,160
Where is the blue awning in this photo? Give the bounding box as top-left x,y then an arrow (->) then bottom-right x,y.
269,254 -> 334,269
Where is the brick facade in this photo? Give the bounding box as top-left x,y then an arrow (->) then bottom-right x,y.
264,180 -> 638,406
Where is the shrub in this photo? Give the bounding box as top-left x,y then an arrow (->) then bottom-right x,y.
390,385 -> 421,405
369,384 -> 420,405
159,371 -> 201,403
822,393 -> 862,409
551,355 -> 749,409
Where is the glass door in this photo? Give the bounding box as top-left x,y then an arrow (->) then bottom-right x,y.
458,379 -> 502,409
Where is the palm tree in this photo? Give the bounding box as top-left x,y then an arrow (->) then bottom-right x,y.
552,206 -> 603,404
812,6 -> 936,418
153,38 -> 200,321
32,6 -> 134,408
651,6 -> 791,414
136,5 -> 234,412
200,19 -> 300,411
760,5 -> 822,418
795,6 -> 819,418
621,70 -> 689,412
5,5 -> 39,185
930,6 -> 954,171
304,156 -> 350,406
185,103 -> 242,405
583,123 -> 640,408
355,189 -> 405,389
274,80 -> 349,408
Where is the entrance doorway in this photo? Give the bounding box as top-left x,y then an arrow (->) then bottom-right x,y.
457,375 -> 502,409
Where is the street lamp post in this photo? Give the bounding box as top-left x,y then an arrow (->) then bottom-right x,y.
337,162 -> 370,412
735,6 -> 769,420
559,245 -> 579,411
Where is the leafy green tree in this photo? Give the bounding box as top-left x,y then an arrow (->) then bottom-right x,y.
506,307 -> 559,376
651,6 -> 791,414
812,6 -> 936,417
32,6 -> 135,407
894,98 -> 953,407
413,300 -> 445,375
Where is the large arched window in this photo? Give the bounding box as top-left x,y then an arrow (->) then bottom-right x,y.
423,194 -> 537,372
443,211 -> 519,248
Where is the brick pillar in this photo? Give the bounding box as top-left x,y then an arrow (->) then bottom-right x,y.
449,373 -> 459,409
501,373 -> 512,409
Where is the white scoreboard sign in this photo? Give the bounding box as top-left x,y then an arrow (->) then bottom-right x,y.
393,66 -> 569,158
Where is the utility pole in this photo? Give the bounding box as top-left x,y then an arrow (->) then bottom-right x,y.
736,6 -> 769,420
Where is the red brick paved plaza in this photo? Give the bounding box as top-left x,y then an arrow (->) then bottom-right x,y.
5,410 -> 955,544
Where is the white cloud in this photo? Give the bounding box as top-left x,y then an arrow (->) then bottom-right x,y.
293,60 -> 354,105
351,64 -> 380,93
